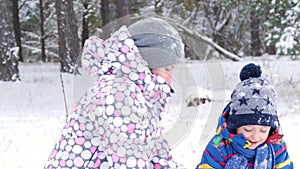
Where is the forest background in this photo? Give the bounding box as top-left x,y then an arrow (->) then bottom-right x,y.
1,0 -> 300,168
0,0 -> 299,81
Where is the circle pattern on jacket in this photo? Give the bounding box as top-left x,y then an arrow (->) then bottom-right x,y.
44,25 -> 182,169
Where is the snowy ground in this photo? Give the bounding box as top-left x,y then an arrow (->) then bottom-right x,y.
1,58 -> 299,169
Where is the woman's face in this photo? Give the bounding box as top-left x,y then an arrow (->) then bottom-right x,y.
236,125 -> 271,150
151,65 -> 176,84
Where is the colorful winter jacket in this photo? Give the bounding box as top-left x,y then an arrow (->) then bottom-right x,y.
196,103 -> 293,169
44,26 -> 184,169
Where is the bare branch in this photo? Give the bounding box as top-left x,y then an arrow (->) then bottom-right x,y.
178,24 -> 241,61
19,0 -> 28,10
215,10 -> 232,32
183,7 -> 197,25
165,0 -> 175,17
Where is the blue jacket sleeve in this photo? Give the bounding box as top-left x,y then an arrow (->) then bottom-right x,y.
273,140 -> 293,169
196,137 -> 227,169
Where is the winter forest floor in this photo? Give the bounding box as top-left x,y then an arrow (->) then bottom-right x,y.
1,57 -> 299,168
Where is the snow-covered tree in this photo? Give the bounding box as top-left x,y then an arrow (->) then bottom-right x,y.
0,0 -> 20,81
154,0 -> 164,13
161,0 -> 300,58
80,0 -> 103,46
3,0 -> 299,64
165,0 -> 249,57
20,0 -> 59,61
264,0 -> 300,56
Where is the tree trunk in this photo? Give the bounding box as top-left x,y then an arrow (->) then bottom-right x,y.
55,0 -> 68,71
66,1 -> 80,67
12,0 -> 23,62
128,0 -> 141,14
101,0 -> 109,26
250,11 -> 261,56
264,1 -> 276,55
55,0 -> 80,73
116,0 -> 129,25
116,0 -> 129,18
81,1 -> 89,48
39,0 -> 46,62
0,0 -> 20,81
265,44 -> 276,55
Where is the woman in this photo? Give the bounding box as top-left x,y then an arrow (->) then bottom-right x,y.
44,17 -> 185,169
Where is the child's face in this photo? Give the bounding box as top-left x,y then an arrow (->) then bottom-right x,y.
236,125 -> 271,150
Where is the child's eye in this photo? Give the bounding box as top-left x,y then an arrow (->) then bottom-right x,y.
244,128 -> 252,132
260,130 -> 267,133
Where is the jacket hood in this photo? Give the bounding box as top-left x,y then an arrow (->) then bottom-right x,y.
80,25 -> 174,113
81,25 -> 149,78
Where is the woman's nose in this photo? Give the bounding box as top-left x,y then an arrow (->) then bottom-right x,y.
166,65 -> 175,72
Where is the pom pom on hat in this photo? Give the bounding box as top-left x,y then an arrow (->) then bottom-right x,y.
228,63 -> 278,131
239,63 -> 262,81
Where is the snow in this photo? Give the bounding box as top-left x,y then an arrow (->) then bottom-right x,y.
1,58 -> 299,169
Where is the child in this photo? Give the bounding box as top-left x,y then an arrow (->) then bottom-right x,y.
44,17 -> 185,169
196,63 -> 293,169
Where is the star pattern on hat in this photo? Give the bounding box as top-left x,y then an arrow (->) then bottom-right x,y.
243,80 -> 253,87
264,96 -> 272,105
251,106 -> 264,114
259,79 -> 265,85
231,108 -> 238,115
228,63 -> 278,130
252,88 -> 260,95
231,90 -> 236,98
238,96 -> 249,106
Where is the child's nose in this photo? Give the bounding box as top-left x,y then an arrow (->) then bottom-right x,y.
250,132 -> 259,140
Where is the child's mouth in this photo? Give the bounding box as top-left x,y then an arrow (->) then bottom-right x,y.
250,141 -> 259,145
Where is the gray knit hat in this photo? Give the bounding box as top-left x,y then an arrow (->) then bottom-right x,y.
128,17 -> 184,68
227,63 -> 278,131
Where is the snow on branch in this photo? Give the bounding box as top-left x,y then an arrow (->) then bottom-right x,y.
215,11 -> 232,33
183,7 -> 197,25
177,24 -> 241,61
22,44 -> 59,59
23,31 -> 40,40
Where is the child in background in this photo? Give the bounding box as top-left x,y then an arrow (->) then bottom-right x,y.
196,63 -> 293,169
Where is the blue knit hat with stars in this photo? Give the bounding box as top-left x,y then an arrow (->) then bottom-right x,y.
227,63 -> 278,131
